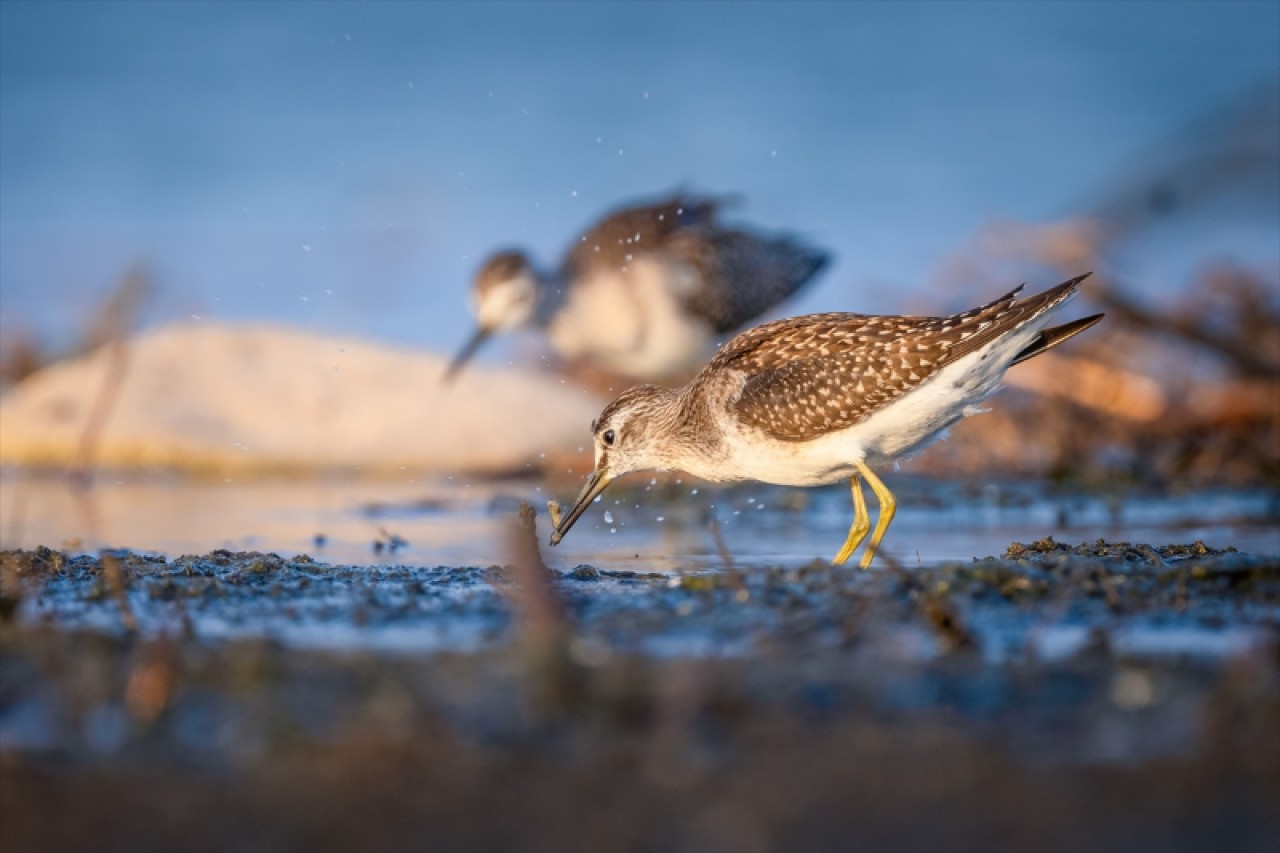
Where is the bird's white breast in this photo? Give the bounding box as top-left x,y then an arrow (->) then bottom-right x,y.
547,258 -> 713,380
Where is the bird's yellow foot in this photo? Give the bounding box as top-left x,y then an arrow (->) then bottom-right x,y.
855,461 -> 896,569
832,474 -> 871,565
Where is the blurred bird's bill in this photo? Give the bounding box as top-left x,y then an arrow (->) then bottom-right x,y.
442,326 -> 493,383
548,470 -> 612,545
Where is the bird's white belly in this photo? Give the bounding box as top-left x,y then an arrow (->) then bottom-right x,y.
713,327 -> 1044,487
548,260 -> 713,380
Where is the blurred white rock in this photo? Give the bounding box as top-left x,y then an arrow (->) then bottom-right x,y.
0,322 -> 602,475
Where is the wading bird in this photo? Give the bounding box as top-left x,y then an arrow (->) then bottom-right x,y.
445,193 -> 829,383
548,274 -> 1102,568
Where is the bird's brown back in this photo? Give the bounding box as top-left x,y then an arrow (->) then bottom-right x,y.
716,275 -> 1091,442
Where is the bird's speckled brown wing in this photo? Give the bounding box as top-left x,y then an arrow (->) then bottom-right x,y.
717,275 -> 1089,442
559,194 -> 719,280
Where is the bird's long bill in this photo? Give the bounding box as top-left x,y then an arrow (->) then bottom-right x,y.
442,326 -> 493,384
548,469 -> 613,546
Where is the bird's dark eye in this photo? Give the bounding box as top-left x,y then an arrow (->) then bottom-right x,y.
602,429 -> 616,447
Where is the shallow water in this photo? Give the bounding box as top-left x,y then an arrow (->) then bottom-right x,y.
3,472 -> 1277,664
1,472 -> 1276,570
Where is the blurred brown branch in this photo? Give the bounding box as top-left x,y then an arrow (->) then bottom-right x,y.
922,87 -> 1280,487
499,503 -> 583,716
68,266 -> 155,484
502,502 -> 568,645
0,330 -> 45,388
1092,277 -> 1279,380
101,553 -> 139,634
925,262 -> 1280,486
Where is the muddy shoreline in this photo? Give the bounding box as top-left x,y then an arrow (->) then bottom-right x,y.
3,541 -> 1278,851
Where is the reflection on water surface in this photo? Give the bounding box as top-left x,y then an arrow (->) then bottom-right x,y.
2,471 -> 1275,570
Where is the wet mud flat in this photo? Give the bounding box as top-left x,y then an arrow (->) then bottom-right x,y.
2,539 -> 1278,852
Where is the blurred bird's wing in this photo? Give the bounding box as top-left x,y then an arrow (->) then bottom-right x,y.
667,228 -> 829,333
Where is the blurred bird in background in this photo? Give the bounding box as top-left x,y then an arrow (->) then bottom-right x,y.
445,192 -> 830,385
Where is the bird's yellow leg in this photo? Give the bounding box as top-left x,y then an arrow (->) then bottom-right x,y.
855,461 -> 897,569
831,473 -> 871,566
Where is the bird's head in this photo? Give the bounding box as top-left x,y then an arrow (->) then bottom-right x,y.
444,250 -> 539,382
549,384 -> 680,545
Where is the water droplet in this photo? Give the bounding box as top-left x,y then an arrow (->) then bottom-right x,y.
603,510 -> 614,523
656,516 -> 665,522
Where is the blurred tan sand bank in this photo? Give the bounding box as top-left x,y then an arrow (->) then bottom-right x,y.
0,322 -> 602,475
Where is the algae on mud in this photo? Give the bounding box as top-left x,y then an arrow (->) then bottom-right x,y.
3,537 -> 1276,658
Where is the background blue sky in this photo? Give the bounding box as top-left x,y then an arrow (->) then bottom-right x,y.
2,1 -> 1277,357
